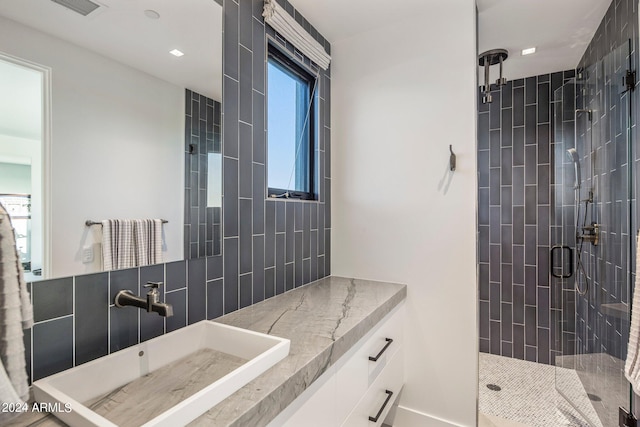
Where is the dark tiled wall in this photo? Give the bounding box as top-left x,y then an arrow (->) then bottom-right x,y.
478,70 -> 577,365
184,89 -> 222,259
24,0 -> 331,383
574,0 -> 639,363
221,0 -> 331,312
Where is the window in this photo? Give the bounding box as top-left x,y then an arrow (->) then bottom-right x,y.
267,44 -> 317,200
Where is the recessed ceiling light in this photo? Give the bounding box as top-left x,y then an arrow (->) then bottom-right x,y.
521,47 -> 536,56
169,49 -> 185,57
144,9 -> 160,19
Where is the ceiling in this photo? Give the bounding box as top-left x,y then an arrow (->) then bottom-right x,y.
477,0 -> 611,81
289,0 -> 612,82
0,0 -> 222,100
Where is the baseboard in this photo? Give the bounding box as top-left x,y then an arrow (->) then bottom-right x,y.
393,405 -> 471,427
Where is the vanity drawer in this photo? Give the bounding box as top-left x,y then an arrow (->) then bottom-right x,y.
341,347 -> 404,427
334,304 -> 404,424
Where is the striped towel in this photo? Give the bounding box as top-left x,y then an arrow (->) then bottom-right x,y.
625,232 -> 640,393
0,204 -> 33,421
102,220 -> 135,271
134,219 -> 163,267
102,219 -> 163,271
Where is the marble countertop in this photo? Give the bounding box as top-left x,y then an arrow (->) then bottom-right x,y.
8,276 -> 406,427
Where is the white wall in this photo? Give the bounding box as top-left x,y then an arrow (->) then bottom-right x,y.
0,17 -> 185,278
331,2 -> 478,426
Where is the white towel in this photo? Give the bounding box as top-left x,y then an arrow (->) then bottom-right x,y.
625,232 -> 640,393
0,204 -> 33,421
133,219 -> 163,267
102,219 -> 135,271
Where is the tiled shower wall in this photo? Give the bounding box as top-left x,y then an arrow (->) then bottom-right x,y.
574,0 -> 639,363
184,89 -> 222,259
478,70 -> 577,365
24,0 -> 331,382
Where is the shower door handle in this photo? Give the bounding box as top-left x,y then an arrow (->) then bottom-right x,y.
550,245 -> 573,278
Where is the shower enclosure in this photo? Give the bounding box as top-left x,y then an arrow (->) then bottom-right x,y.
551,40 -> 634,427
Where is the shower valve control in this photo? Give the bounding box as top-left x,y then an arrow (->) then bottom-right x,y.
578,222 -> 600,246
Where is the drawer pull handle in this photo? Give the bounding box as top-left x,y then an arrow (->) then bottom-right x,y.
369,338 -> 393,362
368,389 -> 394,422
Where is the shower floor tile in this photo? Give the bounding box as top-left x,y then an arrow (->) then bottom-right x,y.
479,353 -> 601,427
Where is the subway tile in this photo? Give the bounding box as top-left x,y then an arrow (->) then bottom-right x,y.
513,324 -> 525,359
188,258 -> 207,323
252,19 -> 266,93
222,77 -> 239,158
478,113 -> 490,150
239,0 -> 253,50
513,87 -> 524,126
502,81 -> 513,107
223,158 -> 239,237
110,304 -> 138,353
33,277 -> 73,322
224,238 -> 239,313
525,105 -> 537,145
524,265 -> 537,306
525,76 -> 537,104
239,199 -> 253,274
501,148 -> 512,185
525,305 -> 537,346
240,274 -> 253,308
276,233 -> 286,294
253,235 -> 265,303
501,109 -> 512,147
265,201 -> 276,268
501,303 -> 513,342
286,262 -> 295,293
286,203 -> 295,262
239,123 -> 253,198
490,321 -> 501,355
253,92 -> 266,164
513,207 -> 525,245
253,167 -> 266,235
207,255 -> 223,280
166,289 -> 187,332
33,317 -> 73,380
223,0 -> 239,80
207,279 -> 224,319
265,267 -> 276,300
480,301 -> 490,339
294,231 -> 303,287
166,261 -> 187,292
75,273 -> 108,365
512,166 -> 525,206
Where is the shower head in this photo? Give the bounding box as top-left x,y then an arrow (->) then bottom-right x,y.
566,148 -> 581,190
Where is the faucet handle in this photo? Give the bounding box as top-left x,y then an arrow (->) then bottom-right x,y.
144,281 -> 163,290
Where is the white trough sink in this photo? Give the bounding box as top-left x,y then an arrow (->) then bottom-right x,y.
33,320 -> 290,427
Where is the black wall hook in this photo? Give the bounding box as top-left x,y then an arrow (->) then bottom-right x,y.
449,145 -> 456,171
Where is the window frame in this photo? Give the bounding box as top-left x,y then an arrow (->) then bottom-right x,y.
266,42 -> 318,201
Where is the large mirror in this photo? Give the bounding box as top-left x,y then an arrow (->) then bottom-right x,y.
0,0 -> 222,281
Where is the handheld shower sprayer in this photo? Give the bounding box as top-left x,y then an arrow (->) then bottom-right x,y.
566,148 -> 581,190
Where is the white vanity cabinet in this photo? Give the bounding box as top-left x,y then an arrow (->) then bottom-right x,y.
270,303 -> 405,427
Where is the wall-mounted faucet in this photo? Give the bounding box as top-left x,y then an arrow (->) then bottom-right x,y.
115,281 -> 174,317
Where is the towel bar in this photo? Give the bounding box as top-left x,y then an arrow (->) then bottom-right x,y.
85,219 -> 168,226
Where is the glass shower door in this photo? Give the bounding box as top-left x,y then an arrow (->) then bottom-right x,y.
552,41 -> 633,427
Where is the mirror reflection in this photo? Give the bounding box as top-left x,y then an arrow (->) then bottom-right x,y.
0,0 -> 222,281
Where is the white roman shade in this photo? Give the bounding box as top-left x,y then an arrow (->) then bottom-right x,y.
262,0 -> 331,70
